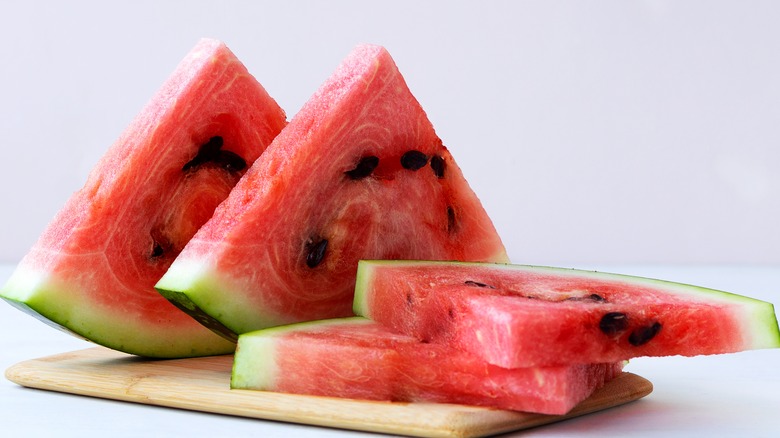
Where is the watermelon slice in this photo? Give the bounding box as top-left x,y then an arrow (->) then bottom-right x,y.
232,317 -> 623,415
156,44 -> 508,339
354,260 -> 780,367
0,39 -> 287,357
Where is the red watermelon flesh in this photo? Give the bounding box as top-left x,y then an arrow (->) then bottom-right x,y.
0,39 -> 287,357
354,260 -> 780,368
156,44 -> 508,339
232,317 -> 623,415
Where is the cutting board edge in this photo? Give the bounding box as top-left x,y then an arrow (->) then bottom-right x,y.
4,347 -> 653,438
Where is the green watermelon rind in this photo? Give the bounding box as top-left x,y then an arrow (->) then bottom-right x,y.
231,330 -> 278,390
231,317 -> 372,390
155,258 -> 290,338
353,260 -> 780,351
1,265 -> 236,357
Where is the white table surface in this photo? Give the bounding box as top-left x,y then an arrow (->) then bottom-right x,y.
1,263 -> 778,437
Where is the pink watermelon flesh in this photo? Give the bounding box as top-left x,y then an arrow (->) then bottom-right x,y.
0,39 -> 287,357
232,317 -> 623,415
156,44 -> 508,339
354,260 -> 780,368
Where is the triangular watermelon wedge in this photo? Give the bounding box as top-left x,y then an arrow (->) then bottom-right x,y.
156,44 -> 508,339
1,39 -> 287,357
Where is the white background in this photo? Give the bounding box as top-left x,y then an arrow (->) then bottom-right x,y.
1,4 -> 779,436
1,0 -> 779,266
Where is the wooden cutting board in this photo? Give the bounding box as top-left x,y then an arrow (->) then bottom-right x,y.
5,347 -> 652,438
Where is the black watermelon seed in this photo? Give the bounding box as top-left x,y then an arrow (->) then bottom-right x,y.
200,136 -> 223,157
447,308 -> 456,319
183,136 -> 245,174
628,322 -> 662,346
149,230 -> 172,259
400,150 -> 428,170
305,238 -> 328,268
430,155 -> 446,178
216,150 -> 246,172
406,293 -> 413,306
151,241 -> 164,258
566,293 -> 607,303
464,280 -> 496,289
599,312 -> 629,335
345,156 -> 379,180
183,136 -> 223,171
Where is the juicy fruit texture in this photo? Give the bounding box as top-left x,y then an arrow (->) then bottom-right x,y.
0,39 -> 287,357
232,317 -> 623,415
354,260 -> 780,367
156,44 -> 508,339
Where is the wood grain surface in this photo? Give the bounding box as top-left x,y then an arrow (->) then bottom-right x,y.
5,347 -> 652,438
